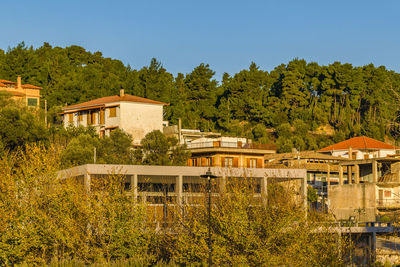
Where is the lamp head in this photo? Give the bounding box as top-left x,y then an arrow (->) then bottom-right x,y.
200,167 -> 217,179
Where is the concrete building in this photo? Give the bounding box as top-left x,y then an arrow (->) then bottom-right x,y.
0,76 -> 42,107
264,150 -> 348,184
57,164 -> 307,216
318,136 -> 400,159
61,90 -> 167,145
186,136 -> 276,168
328,157 -> 400,221
163,124 -> 221,145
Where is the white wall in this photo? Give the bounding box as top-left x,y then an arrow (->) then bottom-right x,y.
119,101 -> 163,145
64,101 -> 164,144
331,149 -> 397,159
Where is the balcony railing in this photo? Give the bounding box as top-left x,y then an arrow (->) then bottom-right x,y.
376,199 -> 400,208
187,141 -> 276,150
187,141 -> 239,149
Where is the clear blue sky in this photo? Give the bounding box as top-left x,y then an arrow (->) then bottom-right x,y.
1,0 -> 399,80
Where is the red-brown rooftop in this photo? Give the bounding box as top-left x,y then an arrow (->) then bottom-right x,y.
318,136 -> 399,152
63,94 -> 169,111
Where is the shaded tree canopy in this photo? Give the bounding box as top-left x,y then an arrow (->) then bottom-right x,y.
2,42 -> 400,152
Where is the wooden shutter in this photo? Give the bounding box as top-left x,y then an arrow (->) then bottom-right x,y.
221,157 -> 225,167
257,158 -> 263,168
87,113 -> 91,125
187,159 -> 192,166
68,113 -> 73,123
201,158 -> 207,167
247,158 -> 250,168
100,109 -> 105,124
109,107 -> 116,117
233,157 -> 239,168
92,112 -> 96,124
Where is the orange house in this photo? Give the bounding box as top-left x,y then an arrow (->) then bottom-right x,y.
0,76 -> 42,107
187,137 -> 276,168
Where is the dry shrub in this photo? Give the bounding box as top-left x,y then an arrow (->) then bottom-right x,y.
161,176 -> 351,266
0,144 -> 154,266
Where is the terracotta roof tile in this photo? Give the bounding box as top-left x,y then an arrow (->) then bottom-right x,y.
63,94 -> 168,110
0,83 -> 5,87
0,79 -> 15,84
318,136 -> 400,152
22,84 -> 43,89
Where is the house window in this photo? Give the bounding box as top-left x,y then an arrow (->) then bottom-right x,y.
68,113 -> 73,123
92,112 -> 96,124
109,107 -> 117,117
27,98 -> 38,107
87,113 -> 91,125
384,191 -> 392,198
191,158 -> 198,166
100,109 -> 105,124
249,158 -> 257,168
78,113 -> 83,122
224,157 -> 233,168
207,157 -> 213,166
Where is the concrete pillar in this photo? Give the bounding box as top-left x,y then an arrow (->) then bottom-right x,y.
261,176 -> 268,205
301,176 -> 307,210
219,174 -> 226,194
372,231 -> 376,263
327,164 -> 331,187
372,160 -> 378,183
339,165 -> 343,185
84,173 -> 91,192
347,166 -> 352,184
355,164 -> 360,184
176,175 -> 183,206
131,174 -> 138,201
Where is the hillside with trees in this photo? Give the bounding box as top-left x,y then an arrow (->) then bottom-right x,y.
1,42 -> 400,152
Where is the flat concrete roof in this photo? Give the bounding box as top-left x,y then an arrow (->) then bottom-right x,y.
339,158 -> 400,166
58,164 -> 306,180
189,147 -> 275,155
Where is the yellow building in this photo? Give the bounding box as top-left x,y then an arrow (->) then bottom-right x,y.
0,76 -> 42,107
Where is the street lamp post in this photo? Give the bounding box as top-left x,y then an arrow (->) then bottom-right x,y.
200,168 -> 217,267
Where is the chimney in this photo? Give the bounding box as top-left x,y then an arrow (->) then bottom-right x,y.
348,146 -> 352,159
17,75 -> 22,89
120,89 -> 125,97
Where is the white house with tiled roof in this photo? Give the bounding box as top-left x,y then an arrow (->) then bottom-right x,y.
62,89 -> 168,145
318,136 -> 400,159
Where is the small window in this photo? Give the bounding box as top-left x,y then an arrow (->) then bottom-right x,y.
100,109 -> 105,124
109,107 -> 117,117
27,98 -> 38,107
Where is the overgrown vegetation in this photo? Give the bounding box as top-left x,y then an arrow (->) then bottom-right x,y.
0,145 -> 351,265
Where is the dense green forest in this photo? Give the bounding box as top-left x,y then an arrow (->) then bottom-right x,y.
1,42 -> 400,151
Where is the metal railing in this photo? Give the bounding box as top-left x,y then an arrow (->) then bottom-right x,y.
187,141 -> 238,149
376,199 -> 400,207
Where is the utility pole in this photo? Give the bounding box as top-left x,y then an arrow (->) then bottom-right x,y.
44,99 -> 48,127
